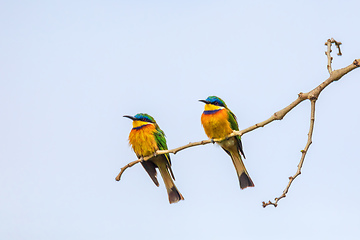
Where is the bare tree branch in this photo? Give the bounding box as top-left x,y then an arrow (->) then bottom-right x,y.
262,100 -> 316,207
115,39 -> 359,207
116,58 -> 359,180
115,139 -> 213,181
261,39 -> 360,207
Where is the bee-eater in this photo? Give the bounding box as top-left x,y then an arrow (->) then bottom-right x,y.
123,113 -> 184,204
200,96 -> 254,189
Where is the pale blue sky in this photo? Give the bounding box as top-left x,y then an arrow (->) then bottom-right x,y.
1,1 -> 360,239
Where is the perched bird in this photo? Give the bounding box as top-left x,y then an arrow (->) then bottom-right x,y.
199,96 -> 254,189
123,113 -> 184,204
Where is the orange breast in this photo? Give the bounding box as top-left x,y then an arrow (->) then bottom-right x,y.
201,109 -> 233,139
128,124 -> 158,157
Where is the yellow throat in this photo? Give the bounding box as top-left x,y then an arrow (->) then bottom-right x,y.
132,120 -> 152,129
204,104 -> 224,111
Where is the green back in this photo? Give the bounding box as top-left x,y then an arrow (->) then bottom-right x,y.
153,126 -> 172,166
227,110 -> 239,131
227,109 -> 246,158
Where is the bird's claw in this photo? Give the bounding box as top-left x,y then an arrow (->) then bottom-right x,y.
211,138 -> 215,144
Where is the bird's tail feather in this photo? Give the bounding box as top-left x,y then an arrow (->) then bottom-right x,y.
141,161 -> 159,186
231,152 -> 254,189
158,163 -> 184,204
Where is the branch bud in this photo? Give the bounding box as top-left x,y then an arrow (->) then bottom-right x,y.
354,59 -> 360,67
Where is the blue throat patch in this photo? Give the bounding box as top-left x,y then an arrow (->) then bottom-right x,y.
203,109 -> 221,115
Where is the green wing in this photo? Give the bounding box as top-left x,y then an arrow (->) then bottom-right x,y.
228,110 -> 239,131
154,127 -> 168,149
227,110 -> 246,158
154,128 -> 168,150
154,127 -> 176,179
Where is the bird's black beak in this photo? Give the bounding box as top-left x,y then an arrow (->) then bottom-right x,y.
123,115 -> 137,121
199,99 -> 209,104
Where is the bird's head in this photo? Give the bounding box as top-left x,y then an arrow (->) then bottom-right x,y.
123,113 -> 156,129
199,96 -> 227,111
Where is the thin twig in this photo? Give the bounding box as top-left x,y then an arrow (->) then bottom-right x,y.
333,38 -> 342,56
325,39 -> 334,74
325,38 -> 343,74
262,100 -> 316,208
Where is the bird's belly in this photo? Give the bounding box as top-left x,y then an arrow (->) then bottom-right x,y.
129,128 -> 158,157
201,112 -> 232,139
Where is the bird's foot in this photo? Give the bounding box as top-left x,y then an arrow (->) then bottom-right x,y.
211,138 -> 215,144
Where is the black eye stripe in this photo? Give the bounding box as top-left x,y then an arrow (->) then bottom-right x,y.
213,101 -> 224,107
141,117 -> 153,123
